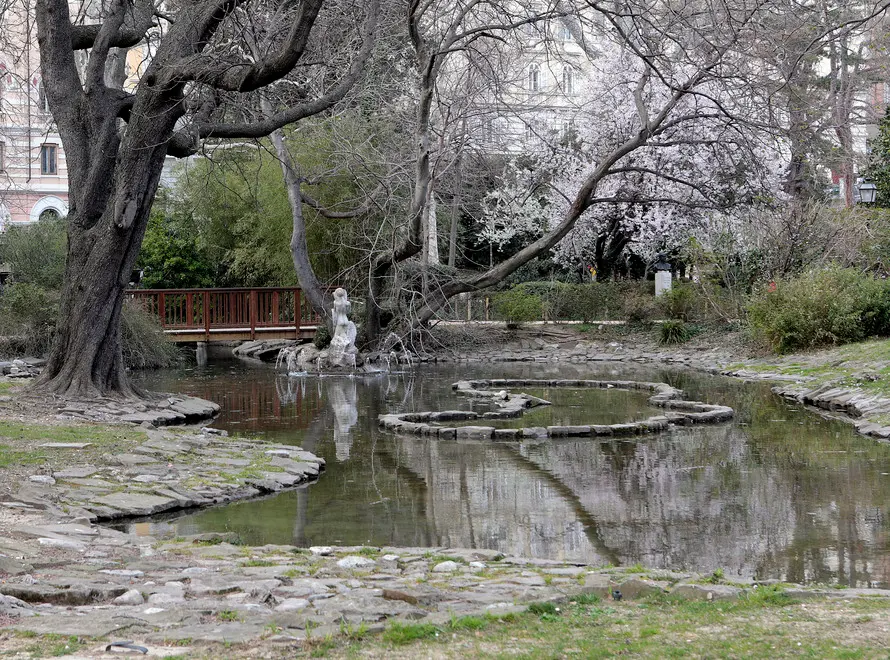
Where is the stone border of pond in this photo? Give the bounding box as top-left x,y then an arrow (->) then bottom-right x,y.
378,379 -> 734,439
6,425 -> 325,524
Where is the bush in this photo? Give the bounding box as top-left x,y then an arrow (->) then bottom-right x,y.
120,301 -> 182,369
658,285 -> 696,321
0,286 -> 180,368
503,280 -> 650,323
0,216 -> 67,289
0,283 -> 59,356
491,287 -> 543,327
748,266 -> 890,352
313,323 -> 331,349
659,319 -> 690,344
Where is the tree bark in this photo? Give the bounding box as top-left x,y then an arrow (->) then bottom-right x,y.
269,126 -> 333,333
31,0 -> 377,398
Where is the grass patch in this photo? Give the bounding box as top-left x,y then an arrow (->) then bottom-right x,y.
0,420 -> 142,445
13,633 -> 87,658
0,381 -> 23,394
309,590 -> 890,659
382,622 -> 441,645
0,444 -> 48,468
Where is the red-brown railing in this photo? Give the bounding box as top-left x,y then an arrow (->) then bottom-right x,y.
127,287 -> 322,340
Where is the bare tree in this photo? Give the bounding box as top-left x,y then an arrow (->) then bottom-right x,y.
32,0 -> 378,398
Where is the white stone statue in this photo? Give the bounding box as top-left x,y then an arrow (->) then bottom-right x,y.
326,288 -> 359,367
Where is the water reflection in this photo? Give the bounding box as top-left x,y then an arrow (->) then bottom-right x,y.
135,361 -> 890,586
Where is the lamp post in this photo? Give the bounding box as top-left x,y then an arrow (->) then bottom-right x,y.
857,180 -> 878,205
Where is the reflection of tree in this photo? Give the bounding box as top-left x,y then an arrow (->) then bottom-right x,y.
145,363 -> 890,585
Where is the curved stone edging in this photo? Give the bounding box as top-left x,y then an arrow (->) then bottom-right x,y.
379,379 -> 733,440
12,428 -> 325,523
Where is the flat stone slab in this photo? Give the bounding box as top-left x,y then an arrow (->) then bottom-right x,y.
91,493 -> 177,517
38,442 -> 93,449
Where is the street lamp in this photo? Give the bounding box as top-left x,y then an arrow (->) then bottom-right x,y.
857,180 -> 878,204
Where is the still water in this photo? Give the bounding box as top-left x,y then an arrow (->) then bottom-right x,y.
135,360 -> 890,587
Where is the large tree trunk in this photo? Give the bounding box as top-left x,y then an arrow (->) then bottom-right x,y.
32,0 -> 376,398
39,208 -> 153,398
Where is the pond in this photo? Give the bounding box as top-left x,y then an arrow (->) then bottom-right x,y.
134,360 -> 890,588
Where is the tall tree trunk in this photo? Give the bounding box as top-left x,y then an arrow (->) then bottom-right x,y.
37,140 -> 172,398
269,125 -> 332,332
447,152 -> 464,268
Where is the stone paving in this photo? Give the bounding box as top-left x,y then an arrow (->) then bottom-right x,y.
4,522 -> 887,656
3,426 -> 325,523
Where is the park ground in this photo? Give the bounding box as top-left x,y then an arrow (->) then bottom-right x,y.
2,326 -> 890,657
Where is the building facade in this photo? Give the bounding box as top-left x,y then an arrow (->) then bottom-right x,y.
0,3 -> 69,227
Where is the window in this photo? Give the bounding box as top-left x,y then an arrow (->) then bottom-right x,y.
0,141 -> 4,172
482,118 -> 494,143
39,208 -> 60,222
562,67 -> 574,95
557,22 -> 573,42
40,144 -> 57,175
528,64 -> 540,92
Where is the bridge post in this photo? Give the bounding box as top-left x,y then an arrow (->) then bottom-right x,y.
294,288 -> 302,339
203,291 -> 210,341
158,292 -> 166,328
250,290 -> 258,340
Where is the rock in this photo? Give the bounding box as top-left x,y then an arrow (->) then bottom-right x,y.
615,578 -> 666,600
671,584 -> 742,601
37,443 -> 92,449
0,556 -> 33,576
0,593 -> 35,617
382,589 -> 419,605
113,589 -> 145,605
99,569 -> 145,579
580,574 -> 614,598
28,475 -> 56,485
432,561 -> 461,573
310,546 -> 334,556
37,537 -> 86,551
336,556 -> 377,570
90,492 -> 177,518
274,598 -> 310,612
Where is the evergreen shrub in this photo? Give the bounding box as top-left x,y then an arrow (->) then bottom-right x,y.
659,319 -> 690,344
747,266 -> 890,352
491,287 -> 544,327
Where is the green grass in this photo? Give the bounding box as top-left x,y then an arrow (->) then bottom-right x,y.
0,444 -> 48,467
0,420 -> 143,445
315,591 -> 890,659
0,381 -> 23,394
382,622 -> 441,645
14,633 -> 87,658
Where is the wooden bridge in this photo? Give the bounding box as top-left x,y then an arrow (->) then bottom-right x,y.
128,287 -> 321,343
